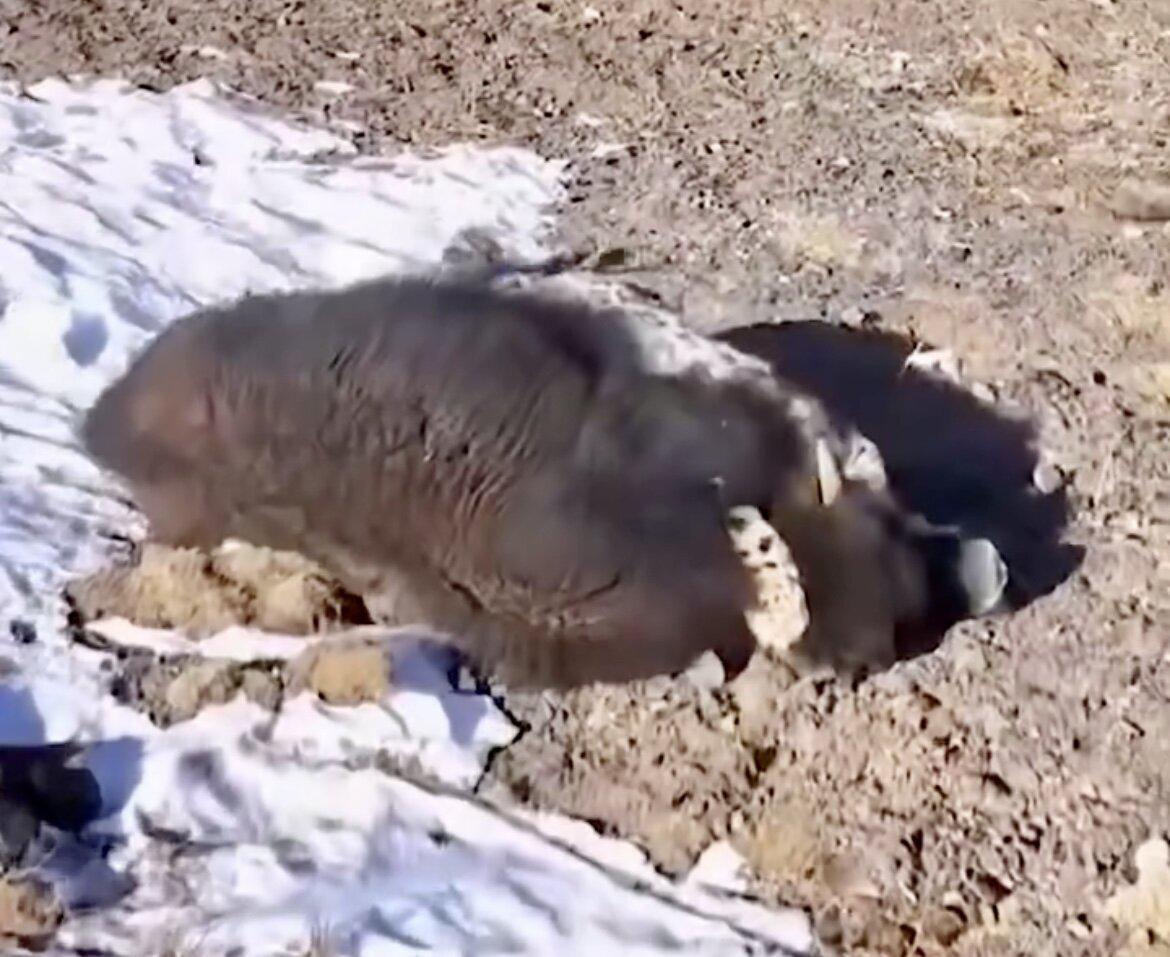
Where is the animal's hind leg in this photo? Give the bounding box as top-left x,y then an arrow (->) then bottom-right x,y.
354,558 -> 509,689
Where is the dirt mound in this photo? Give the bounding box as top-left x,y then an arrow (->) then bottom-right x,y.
487,633 -> 1150,956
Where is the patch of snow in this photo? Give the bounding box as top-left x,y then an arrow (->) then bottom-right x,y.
87,617 -> 316,660
313,80 -> 356,96
685,841 -> 755,895
0,78 -> 814,954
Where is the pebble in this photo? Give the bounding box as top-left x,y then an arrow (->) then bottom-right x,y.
681,650 -> 726,692
1032,460 -> 1064,494
7,620 -> 36,645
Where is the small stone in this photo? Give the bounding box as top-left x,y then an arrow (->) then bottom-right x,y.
1114,617 -> 1159,655
728,656 -> 781,739
869,668 -> 913,697
681,650 -> 726,692
841,433 -> 888,491
971,382 -> 997,404
955,537 -> 1009,616
904,346 -> 962,384
1110,178 -> 1170,223
824,850 -> 880,899
240,669 -> 283,711
921,904 -> 966,945
839,305 -> 865,325
1066,915 -> 1092,939
815,904 -> 845,946
7,621 -> 35,645
641,674 -> 674,699
1032,460 -> 1064,494
313,79 -> 355,96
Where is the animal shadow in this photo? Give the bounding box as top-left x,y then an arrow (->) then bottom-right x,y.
718,320 -> 1084,655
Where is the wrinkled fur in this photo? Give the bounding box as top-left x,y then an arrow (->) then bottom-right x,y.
85,277 -> 822,686
82,275 -> 974,686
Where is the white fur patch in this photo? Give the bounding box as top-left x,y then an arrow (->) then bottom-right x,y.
727,505 -> 808,657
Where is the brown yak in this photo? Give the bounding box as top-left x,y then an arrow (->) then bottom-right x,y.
81,274 -> 1005,687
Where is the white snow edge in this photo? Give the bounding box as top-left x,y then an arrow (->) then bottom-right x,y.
0,77 -> 815,955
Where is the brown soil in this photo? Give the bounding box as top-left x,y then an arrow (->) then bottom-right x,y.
5,1 -> 1169,955
0,873 -> 63,950
94,633 -> 391,726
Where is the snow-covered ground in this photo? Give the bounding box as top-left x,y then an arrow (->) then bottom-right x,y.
0,78 -> 815,955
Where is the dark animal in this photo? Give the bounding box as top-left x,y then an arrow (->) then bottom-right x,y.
717,320 -> 1079,609
81,275 -> 997,687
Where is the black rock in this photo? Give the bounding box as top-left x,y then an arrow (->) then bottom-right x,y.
0,743 -> 103,833
8,620 -> 36,645
0,793 -> 40,867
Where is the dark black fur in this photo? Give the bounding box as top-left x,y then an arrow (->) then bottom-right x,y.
718,321 -> 1079,610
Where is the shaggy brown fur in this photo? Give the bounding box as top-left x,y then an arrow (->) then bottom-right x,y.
83,277 -> 817,686
81,275 -> 990,686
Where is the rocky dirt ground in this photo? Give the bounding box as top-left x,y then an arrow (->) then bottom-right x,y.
3,1 -> 1169,954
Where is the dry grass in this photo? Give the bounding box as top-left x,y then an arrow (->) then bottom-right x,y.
1083,274 -> 1170,348
0,874 -> 63,947
955,29 -> 1070,117
285,638 -> 392,706
153,921 -> 338,957
67,541 -> 370,638
772,211 -> 867,273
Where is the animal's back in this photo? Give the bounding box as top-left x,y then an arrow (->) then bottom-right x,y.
86,277 -> 622,543
83,276 -> 763,686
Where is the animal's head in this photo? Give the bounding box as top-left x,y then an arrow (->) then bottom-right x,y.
82,317 -> 218,477
81,315 -> 238,548
765,437 -> 1008,673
